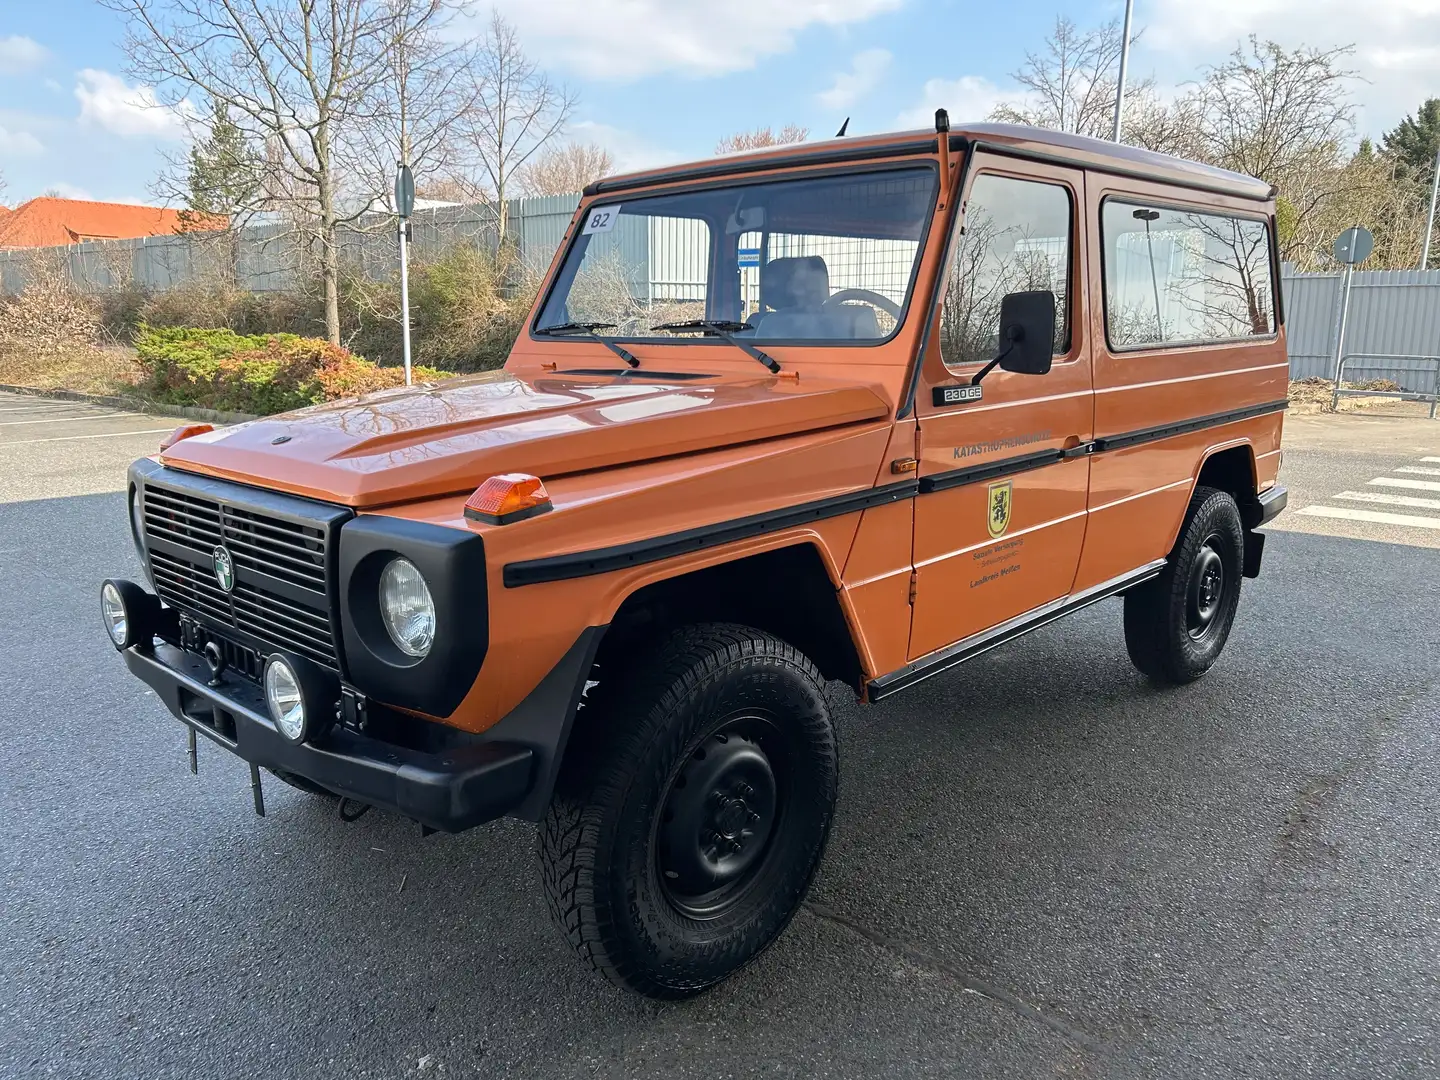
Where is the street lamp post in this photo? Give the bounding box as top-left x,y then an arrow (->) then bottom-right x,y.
1111,0 -> 1135,143
1421,141 -> 1440,272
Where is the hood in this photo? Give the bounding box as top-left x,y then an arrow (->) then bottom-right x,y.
158,369 -> 891,508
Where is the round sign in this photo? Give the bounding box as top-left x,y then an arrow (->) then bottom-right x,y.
394,162 -> 415,219
1333,226 -> 1374,266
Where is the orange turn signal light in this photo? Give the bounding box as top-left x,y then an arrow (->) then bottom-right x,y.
159,423 -> 214,451
464,473 -> 553,526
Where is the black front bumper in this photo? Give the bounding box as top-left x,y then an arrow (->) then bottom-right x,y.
125,643 -> 534,832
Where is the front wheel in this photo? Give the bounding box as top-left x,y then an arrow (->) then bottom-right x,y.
539,623 -> 838,999
1123,485 -> 1245,685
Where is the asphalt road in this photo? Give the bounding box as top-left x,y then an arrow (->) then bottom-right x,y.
3,392 -> 1439,1079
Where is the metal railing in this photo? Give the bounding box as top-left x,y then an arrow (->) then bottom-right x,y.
1332,353 -> 1440,418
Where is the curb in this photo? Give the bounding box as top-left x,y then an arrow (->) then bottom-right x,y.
0,383 -> 259,425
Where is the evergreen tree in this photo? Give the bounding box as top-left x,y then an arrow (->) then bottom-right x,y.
1381,99 -> 1440,180
178,103 -> 260,232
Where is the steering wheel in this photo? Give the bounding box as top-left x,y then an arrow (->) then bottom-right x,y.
823,288 -> 901,320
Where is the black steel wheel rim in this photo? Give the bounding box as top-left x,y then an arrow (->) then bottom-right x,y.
654,714 -> 786,920
1186,532 -> 1227,640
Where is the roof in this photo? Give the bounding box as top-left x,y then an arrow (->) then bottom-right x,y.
585,122 -> 1274,203
0,198 -> 224,249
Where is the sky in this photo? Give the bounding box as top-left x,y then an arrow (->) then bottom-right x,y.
0,0 -> 1436,207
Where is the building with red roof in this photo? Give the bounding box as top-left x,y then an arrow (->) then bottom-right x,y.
0,197 -> 222,249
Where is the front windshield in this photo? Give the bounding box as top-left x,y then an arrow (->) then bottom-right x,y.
535,166 -> 936,344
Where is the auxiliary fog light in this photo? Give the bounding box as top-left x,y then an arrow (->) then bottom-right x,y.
100,579 -> 159,650
263,654 -> 337,745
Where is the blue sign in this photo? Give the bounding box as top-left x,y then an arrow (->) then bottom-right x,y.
737,247 -> 761,268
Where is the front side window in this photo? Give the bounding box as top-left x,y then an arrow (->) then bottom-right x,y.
940,174 -> 1072,368
1101,200 -> 1275,349
535,167 -> 936,344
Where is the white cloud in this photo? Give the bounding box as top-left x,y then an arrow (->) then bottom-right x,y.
896,75 -> 1022,129
74,69 -> 190,140
0,36 -> 48,76
43,182 -> 94,202
485,0 -> 902,80
0,125 -> 43,157
1142,0 -> 1440,134
567,119 -> 682,174
817,49 -> 892,110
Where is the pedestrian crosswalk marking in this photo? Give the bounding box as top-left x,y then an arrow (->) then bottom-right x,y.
1422,457 -> 1440,463
1296,506 -> 1440,530
1335,490 -> 1440,511
1369,477 -> 1440,492
1394,466 -> 1440,476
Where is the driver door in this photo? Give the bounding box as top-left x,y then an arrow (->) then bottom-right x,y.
909,158 -> 1093,660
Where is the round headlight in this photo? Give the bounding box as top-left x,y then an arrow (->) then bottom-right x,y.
265,658 -> 306,741
379,558 -> 435,658
101,581 -> 129,647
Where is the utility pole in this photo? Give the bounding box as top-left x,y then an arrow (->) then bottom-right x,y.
1110,0 -> 1135,142
1422,140 -> 1440,271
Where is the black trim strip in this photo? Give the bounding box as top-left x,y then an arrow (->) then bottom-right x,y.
584,138 -> 942,195
966,140 -> 1275,202
1255,484 -> 1287,527
503,400 -> 1287,588
1096,399 -> 1287,454
503,480 -> 919,587
868,560 -> 1166,701
919,447 -> 1065,494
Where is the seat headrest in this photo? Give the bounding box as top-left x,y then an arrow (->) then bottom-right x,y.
761,256 -> 829,311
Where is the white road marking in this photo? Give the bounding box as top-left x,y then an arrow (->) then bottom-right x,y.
1370,477 -> 1440,492
0,428 -> 171,447
0,413 -> 148,427
1297,505 -> 1440,530
1422,456 -> 1440,463
0,405 -> 105,414
1394,466 -> 1440,476
1335,490 -> 1440,511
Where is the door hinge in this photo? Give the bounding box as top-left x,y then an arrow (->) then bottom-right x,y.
908,570 -> 918,605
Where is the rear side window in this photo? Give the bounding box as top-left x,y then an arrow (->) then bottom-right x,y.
1101,200 -> 1275,349
940,174 -> 1072,368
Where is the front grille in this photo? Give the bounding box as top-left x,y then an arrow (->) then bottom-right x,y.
140,476 -> 346,670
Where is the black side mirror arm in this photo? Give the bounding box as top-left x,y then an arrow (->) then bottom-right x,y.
969,327 -> 1022,386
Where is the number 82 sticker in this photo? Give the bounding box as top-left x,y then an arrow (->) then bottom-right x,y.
582,205 -> 621,234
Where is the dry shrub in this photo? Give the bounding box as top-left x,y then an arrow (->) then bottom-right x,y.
0,250 -> 100,355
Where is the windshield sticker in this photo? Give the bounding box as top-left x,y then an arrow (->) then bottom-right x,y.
582,206 -> 621,235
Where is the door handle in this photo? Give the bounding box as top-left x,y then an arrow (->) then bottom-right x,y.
1060,437 -> 1096,459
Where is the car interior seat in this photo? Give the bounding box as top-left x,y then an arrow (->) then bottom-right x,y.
747,256 -> 881,340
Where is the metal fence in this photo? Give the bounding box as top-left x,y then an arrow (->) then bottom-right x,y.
1280,266 -> 1440,393
4,198 -> 1439,390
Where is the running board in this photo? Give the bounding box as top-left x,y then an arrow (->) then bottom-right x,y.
867,560 -> 1167,702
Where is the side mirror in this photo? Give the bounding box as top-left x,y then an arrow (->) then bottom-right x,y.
995,290 -> 1056,376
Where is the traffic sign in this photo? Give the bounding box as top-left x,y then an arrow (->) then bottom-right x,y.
1333,226 -> 1373,266
738,247 -> 761,268
395,162 -> 415,219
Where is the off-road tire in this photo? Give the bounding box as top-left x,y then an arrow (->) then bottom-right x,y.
1124,485 -> 1245,685
539,623 -> 838,1000
267,768 -> 338,798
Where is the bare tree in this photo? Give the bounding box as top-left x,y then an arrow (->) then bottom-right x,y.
715,125 -> 809,155
517,142 -> 615,196
105,0 -> 466,344
458,11 -> 575,240
992,17 -> 1133,137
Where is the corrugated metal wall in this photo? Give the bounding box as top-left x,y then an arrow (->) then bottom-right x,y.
1281,267 -> 1440,391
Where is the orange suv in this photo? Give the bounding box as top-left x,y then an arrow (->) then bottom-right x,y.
102,115 -> 1287,999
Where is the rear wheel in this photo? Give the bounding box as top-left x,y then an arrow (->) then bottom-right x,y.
539,623 -> 837,999
1124,485 -> 1245,685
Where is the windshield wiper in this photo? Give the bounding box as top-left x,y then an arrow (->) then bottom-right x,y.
649,320 -> 781,373
535,322 -> 639,368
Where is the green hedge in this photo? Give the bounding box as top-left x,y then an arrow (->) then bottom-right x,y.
133,325 -> 450,415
